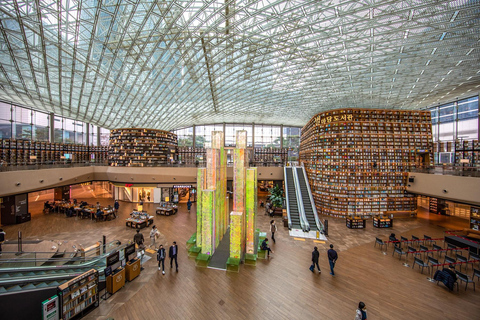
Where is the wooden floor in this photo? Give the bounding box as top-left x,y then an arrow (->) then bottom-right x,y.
1,196 -> 479,320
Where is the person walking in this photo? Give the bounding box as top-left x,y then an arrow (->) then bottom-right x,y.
150,225 -> 160,249
157,244 -> 166,275
310,246 -> 321,273
134,229 -> 145,268
327,244 -> 338,276
0,229 -> 5,256
187,199 -> 192,213
114,200 -> 119,218
261,238 -> 274,257
169,241 -> 178,272
355,302 -> 367,320
270,220 -> 277,244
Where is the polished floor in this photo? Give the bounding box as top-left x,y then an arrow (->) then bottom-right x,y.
1,196 -> 479,320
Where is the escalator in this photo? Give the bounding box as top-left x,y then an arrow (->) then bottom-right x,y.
0,240 -> 121,295
296,167 -> 322,232
284,167 -> 302,230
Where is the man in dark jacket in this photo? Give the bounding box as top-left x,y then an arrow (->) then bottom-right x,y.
169,241 -> 178,272
327,244 -> 338,276
261,238 -> 274,257
157,244 -> 166,275
310,247 -> 321,273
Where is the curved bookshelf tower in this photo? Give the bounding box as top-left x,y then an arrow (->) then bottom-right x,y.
299,108 -> 432,218
108,128 -> 177,166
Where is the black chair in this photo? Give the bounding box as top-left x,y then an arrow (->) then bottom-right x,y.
419,245 -> 429,260
447,243 -> 460,255
456,270 -> 476,291
374,237 -> 387,251
469,252 -> 480,268
406,246 -> 419,260
413,257 -> 430,274
473,268 -> 480,282
393,246 -> 407,261
412,235 -> 420,247
427,255 -> 440,276
444,255 -> 456,265
456,254 -> 468,271
401,236 -> 410,246
423,235 -> 436,247
433,244 -> 444,257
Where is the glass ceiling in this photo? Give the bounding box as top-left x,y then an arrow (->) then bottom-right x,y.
0,0 -> 478,130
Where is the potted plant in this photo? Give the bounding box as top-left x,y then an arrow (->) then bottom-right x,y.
268,185 -> 284,215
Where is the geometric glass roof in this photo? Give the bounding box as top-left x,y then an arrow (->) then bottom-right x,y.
0,0 -> 479,131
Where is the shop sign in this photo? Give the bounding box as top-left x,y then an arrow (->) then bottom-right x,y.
42,295 -> 59,320
125,184 -> 133,187
173,185 -> 192,188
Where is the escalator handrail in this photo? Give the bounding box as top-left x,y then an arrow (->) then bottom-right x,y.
283,167 -> 293,229
299,167 -> 324,232
293,166 -> 309,232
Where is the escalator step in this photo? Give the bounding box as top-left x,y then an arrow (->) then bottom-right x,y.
24,272 -> 36,276
47,281 -> 59,286
22,283 -> 36,290
35,282 -> 48,288
0,274 -> 11,279
0,287 -> 7,293
6,285 -> 22,292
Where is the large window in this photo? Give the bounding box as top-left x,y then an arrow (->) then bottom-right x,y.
254,125 -> 281,148
195,124 -> 223,148
175,127 -> 194,147
283,127 -> 300,161
429,95 -> 479,143
0,101 -> 110,145
225,124 -> 253,147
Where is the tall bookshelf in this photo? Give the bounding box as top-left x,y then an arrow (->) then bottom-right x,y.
57,269 -> 99,320
455,140 -> 479,167
108,128 -> 178,166
299,108 -> 432,218
0,139 -> 107,166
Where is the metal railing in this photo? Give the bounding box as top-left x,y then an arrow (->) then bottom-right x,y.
410,165 -> 480,177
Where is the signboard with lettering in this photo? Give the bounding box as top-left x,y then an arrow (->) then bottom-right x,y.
314,114 -> 354,125
42,295 -> 59,320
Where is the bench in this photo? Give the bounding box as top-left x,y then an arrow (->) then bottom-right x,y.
188,246 -> 201,258
195,253 -> 210,267
226,257 -> 240,272
245,253 -> 257,266
186,234 -> 196,249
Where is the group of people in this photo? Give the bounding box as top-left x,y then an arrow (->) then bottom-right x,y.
43,199 -> 120,220
133,228 -> 178,275
310,244 -> 338,276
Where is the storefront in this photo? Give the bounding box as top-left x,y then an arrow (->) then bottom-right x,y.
113,184 -> 196,204
418,195 -> 472,219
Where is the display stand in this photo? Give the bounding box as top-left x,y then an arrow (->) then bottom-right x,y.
373,216 -> 393,228
346,217 -> 366,229
106,268 -> 125,295
126,211 -> 154,229
125,258 -> 141,281
57,269 -> 99,320
471,207 -> 480,231
156,203 -> 178,215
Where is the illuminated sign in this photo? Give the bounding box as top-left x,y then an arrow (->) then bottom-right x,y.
173,185 -> 193,188
314,114 -> 354,125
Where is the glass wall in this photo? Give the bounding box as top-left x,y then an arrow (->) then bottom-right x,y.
176,127 -> 194,147
173,124 -> 301,155
0,100 -> 110,145
429,95 -> 479,143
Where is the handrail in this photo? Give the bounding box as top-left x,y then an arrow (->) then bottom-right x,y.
299,167 -> 324,233
283,167 -> 293,230
293,166 -> 309,232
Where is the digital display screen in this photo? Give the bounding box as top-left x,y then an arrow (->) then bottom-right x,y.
106,251 -> 120,267
125,243 -> 135,256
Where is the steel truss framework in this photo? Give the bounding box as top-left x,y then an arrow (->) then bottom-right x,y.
0,0 -> 478,130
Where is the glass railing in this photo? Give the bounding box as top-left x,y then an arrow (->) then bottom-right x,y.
411,165 -> 480,177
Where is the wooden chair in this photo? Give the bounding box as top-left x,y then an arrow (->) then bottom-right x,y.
413,257 -> 430,274
456,270 -> 476,291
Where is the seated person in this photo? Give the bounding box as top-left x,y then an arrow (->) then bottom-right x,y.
389,233 -> 398,242
433,264 -> 457,291
95,209 -> 104,220
66,207 -> 74,217
44,201 -> 52,212
260,238 -> 274,257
